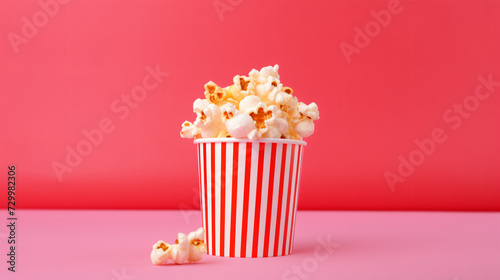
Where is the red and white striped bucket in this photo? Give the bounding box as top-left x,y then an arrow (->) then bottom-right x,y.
194,138 -> 306,258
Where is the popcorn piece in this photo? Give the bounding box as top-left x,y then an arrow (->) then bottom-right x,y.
187,228 -> 207,262
249,64 -> 280,85
298,102 -> 320,120
238,95 -> 262,115
204,81 -> 225,103
258,107 -> 289,139
227,114 -> 261,140
272,91 -> 299,139
150,228 -> 207,265
180,121 -> 201,139
292,102 -> 320,138
294,121 -> 313,138
170,233 -> 190,264
193,99 -> 225,138
150,241 -> 172,265
193,98 -> 210,115
220,103 -> 237,121
240,96 -> 288,139
281,87 -> 293,95
271,88 -> 296,112
227,75 -> 254,102
255,77 -> 282,103
221,103 -> 260,140
204,81 -> 238,106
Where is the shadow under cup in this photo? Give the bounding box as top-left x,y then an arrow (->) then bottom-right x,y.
194,138 -> 306,258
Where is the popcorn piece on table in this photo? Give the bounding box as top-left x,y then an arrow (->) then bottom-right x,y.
187,227 -> 207,262
150,228 -> 206,265
150,241 -> 172,265
170,233 -> 189,264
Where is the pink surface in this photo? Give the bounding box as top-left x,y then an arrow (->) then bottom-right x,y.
0,210 -> 499,279
1,0 -> 500,210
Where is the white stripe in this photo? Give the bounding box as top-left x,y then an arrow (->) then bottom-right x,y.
214,143 -> 221,256
199,144 -> 207,241
234,143 -> 246,257
290,145 -> 304,254
285,145 -> 299,254
224,143 -> 233,257
257,143 -> 272,257
205,143 -> 212,253
268,143 -> 283,256
277,143 -> 292,255
245,143 -> 260,257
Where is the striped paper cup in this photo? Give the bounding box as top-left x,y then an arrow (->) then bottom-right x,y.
194,138 -> 306,258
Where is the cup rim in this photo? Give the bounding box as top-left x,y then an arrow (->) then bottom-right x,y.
193,138 -> 307,146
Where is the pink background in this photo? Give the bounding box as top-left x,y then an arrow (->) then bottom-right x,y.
1,0 -> 499,210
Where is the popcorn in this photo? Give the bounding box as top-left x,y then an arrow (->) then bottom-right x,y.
187,228 -> 207,262
298,102 -> 320,120
270,87 -> 296,112
255,77 -> 281,103
240,96 -> 288,139
220,103 -> 237,121
238,95 -> 262,115
150,241 -> 172,265
292,102 -> 320,138
227,114 -> 261,140
180,121 -> 201,139
227,75 -> 254,102
249,64 -> 280,85
170,233 -> 189,264
221,103 -> 260,140
150,228 -> 206,265
204,81 -> 225,103
180,65 -> 319,140
192,99 -> 225,138
204,81 -> 238,107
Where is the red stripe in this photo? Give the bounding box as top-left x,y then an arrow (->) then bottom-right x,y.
240,142 -> 252,257
203,143 -> 209,254
288,145 -> 302,254
281,144 -> 296,255
273,144 -> 288,256
262,143 -> 277,257
252,143 -> 266,257
210,143 -> 216,255
229,142 -> 239,257
220,143 -> 226,256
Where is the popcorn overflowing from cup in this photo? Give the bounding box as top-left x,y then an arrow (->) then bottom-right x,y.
150,228 -> 207,265
180,65 -> 319,140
